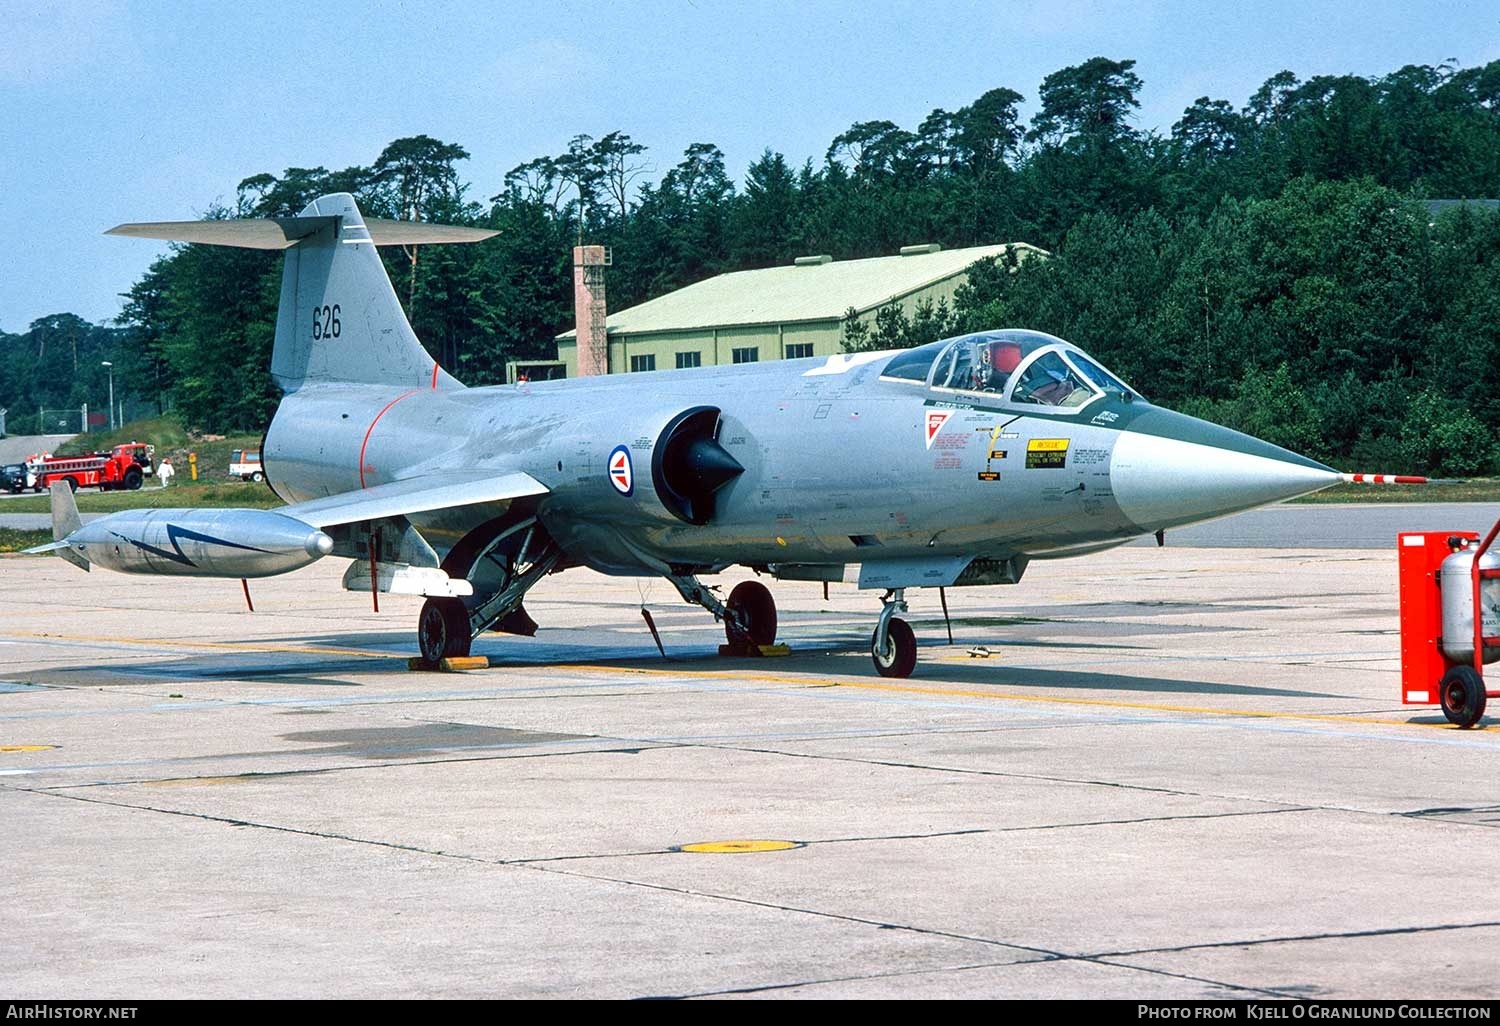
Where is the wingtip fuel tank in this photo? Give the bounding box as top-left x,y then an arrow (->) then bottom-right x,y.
46,507 -> 334,578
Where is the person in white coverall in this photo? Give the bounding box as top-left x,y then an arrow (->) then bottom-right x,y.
158,458 -> 175,487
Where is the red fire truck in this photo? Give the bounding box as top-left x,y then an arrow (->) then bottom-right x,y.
29,442 -> 155,492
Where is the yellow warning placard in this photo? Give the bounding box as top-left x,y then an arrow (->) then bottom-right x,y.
1026,438 -> 1069,469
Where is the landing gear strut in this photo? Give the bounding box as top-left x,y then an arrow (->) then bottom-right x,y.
871,588 -> 918,678
414,517 -> 561,664
670,575 -> 778,652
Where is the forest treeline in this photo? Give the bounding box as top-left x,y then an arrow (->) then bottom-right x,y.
2,56 -> 1498,472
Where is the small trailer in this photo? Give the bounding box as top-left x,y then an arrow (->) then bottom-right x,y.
1397,522 -> 1500,727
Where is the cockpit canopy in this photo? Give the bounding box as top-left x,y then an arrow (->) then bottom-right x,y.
879,329 -> 1137,410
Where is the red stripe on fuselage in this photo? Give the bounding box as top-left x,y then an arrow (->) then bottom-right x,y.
359,390 -> 420,488
431,363 -> 440,389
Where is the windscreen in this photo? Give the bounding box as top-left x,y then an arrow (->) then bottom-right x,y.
879,340 -> 947,383
1007,352 -> 1095,408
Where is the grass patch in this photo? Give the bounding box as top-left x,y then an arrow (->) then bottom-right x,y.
3,480 -> 283,513
1292,479 -> 1500,503
0,528 -> 51,553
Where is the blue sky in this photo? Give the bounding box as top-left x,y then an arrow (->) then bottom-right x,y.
2,0 -> 1497,332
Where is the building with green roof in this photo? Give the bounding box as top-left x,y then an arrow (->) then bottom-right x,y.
546,242 -> 1045,378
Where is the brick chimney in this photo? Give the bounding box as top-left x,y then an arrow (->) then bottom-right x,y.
573,245 -> 609,376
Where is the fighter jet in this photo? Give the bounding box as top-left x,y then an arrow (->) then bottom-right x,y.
31,192 -> 1364,677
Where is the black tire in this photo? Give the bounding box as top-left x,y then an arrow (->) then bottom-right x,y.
66,477 -> 79,492
871,617 -> 918,678
725,580 -> 777,647
123,467 -> 143,491
1439,665 -> 1487,728
418,597 -> 471,663
251,471 -> 264,483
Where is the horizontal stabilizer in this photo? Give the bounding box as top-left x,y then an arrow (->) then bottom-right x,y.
106,216 -> 497,250
23,538 -> 91,570
23,539 -> 89,570
282,471 -> 549,529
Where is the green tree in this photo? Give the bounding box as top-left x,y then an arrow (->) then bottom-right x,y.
731,150 -> 801,267
371,135 -> 473,308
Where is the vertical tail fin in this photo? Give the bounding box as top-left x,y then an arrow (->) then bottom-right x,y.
107,194 -> 496,393
271,194 -> 460,392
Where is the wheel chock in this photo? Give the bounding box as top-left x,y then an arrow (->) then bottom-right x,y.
717,642 -> 792,658
407,655 -> 491,672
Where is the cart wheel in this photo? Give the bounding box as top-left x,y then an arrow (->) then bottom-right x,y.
1439,666 -> 1487,728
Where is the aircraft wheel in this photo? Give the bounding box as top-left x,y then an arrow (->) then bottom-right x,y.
418,597 -> 471,663
1439,666 -> 1487,728
124,468 -> 143,491
871,617 -> 917,678
725,580 -> 777,647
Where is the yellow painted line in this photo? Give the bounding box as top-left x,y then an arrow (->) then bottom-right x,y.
11,631 -> 392,660
0,608 -> 120,617
6,633 -> 1472,733
559,662 -> 1468,731
679,839 -> 801,854
143,776 -> 252,788
1,745 -> 56,753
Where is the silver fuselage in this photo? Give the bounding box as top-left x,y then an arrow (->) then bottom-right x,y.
263,347 -> 1335,579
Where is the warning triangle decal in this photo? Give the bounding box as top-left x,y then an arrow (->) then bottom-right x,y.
925,410 -> 951,450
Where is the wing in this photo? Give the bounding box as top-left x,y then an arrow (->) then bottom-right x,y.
281,471 -> 548,529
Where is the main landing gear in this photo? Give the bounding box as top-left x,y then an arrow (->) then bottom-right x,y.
415,518 -> 561,665
669,575 -> 779,652
673,575 -> 923,678
871,588 -> 917,678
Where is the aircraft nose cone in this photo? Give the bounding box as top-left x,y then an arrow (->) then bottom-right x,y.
1110,410 -> 1340,532
306,531 -> 335,558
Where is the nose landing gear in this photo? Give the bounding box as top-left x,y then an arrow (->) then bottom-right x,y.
871,588 -> 918,677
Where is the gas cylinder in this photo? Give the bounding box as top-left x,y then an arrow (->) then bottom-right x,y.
1439,545 -> 1500,663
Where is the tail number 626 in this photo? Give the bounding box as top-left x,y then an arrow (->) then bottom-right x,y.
312,304 -> 341,340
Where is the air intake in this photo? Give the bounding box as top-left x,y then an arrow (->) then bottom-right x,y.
651,406 -> 744,525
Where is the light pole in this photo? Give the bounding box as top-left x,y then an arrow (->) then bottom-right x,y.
102,361 -> 114,431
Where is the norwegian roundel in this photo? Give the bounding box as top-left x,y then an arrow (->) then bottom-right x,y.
608,445 -> 633,496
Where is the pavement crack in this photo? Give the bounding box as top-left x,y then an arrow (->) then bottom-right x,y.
1090,919 -> 1500,959
513,858 -> 1065,961
520,864 -> 1292,1000
673,738 -> 1313,809
14,785 -> 501,866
